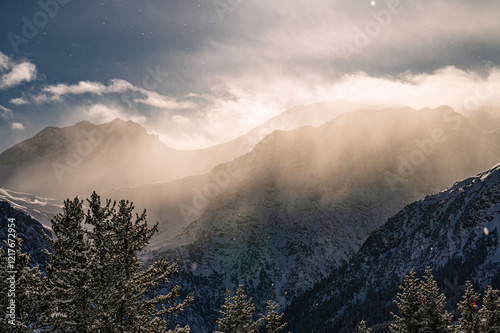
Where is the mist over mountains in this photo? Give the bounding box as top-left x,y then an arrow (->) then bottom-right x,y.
0,101 -> 364,199
2,103 -> 500,331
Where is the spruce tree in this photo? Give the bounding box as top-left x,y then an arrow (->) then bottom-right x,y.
478,286 -> 500,332
43,197 -> 95,332
357,319 -> 372,333
216,285 -> 264,333
263,300 -> 287,333
0,236 -> 48,332
88,192 -> 193,332
418,267 -> 452,333
390,269 -> 423,333
457,280 -> 480,333
45,193 -> 193,332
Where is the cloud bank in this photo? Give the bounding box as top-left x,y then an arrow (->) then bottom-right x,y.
0,51 -> 37,90
1,0 -> 500,151
5,65 -> 500,150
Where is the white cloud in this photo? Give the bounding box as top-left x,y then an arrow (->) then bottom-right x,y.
0,104 -> 13,120
106,79 -> 136,93
0,61 -> 37,90
83,104 -> 125,123
43,81 -> 107,97
76,103 -> 147,125
9,97 -> 29,105
21,79 -> 135,104
17,79 -> 193,111
0,52 -> 11,71
327,66 -> 500,114
10,122 -> 25,131
134,90 -> 195,110
149,66 -> 500,150
8,63 -> 500,152
171,115 -> 190,125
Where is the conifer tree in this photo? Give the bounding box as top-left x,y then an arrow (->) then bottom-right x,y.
457,281 -> 480,333
419,267 -> 452,333
478,286 -> 500,332
44,193 -> 193,332
263,300 -> 287,333
357,319 -> 372,333
390,269 -> 423,333
91,192 -> 194,332
0,236 -> 48,332
216,285 -> 264,333
43,197 -> 95,332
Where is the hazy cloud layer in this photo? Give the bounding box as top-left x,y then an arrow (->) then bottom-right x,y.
0,0 -> 499,151
0,104 -> 13,120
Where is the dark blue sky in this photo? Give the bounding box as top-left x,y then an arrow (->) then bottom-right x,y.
1,0 -> 500,151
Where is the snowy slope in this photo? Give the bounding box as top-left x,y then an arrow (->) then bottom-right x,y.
0,200 -> 53,268
291,164 -> 500,332
140,106 -> 500,331
3,105 -> 500,332
0,187 -> 63,231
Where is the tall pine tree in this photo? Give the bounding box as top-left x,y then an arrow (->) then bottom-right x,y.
86,193 -> 194,332
457,280 -> 480,333
478,286 -> 500,332
390,269 -> 423,333
391,268 -> 452,333
0,236 -> 48,332
418,267 -> 452,333
263,300 -> 287,333
43,197 -> 95,332
216,285 -> 264,333
44,193 -> 193,332
216,285 -> 287,333
357,319 -> 372,333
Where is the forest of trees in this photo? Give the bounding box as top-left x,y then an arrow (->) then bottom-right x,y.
2,192 -> 500,332
358,268 -> 500,333
0,193 -> 287,332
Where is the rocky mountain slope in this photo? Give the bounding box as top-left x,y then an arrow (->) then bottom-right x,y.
3,105 -> 500,332
288,163 -> 500,332
127,106 -> 500,331
0,200 -> 53,268
0,188 -> 62,231
0,119 -> 177,198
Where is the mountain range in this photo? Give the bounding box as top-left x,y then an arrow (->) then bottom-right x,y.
138,106 -> 500,331
1,103 -> 500,331
0,100 -> 361,199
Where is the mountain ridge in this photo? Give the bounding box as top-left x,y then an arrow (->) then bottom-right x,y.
130,106 -> 500,331
287,163 -> 500,332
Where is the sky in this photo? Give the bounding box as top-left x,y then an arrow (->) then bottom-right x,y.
1,0 -> 500,152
